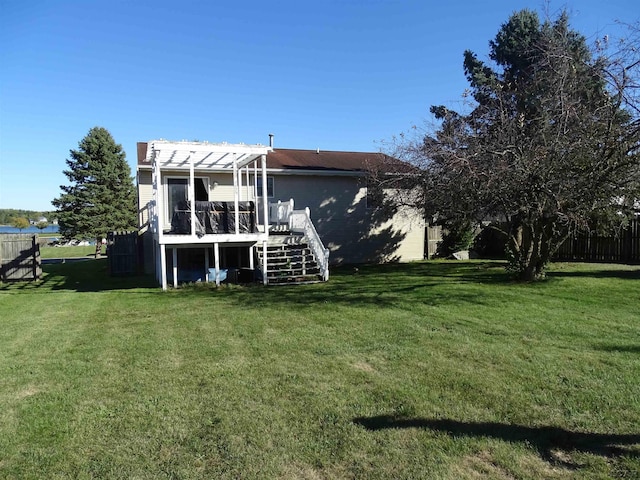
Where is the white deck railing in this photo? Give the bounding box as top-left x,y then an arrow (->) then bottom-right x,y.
268,198 -> 294,227
289,208 -> 330,281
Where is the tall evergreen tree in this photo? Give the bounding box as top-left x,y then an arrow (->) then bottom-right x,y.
52,127 -> 137,255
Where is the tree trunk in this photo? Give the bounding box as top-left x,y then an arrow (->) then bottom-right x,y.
95,237 -> 102,258
512,220 -> 549,281
518,258 -> 546,281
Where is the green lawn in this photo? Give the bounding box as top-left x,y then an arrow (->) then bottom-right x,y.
1,260 -> 639,479
40,245 -> 101,259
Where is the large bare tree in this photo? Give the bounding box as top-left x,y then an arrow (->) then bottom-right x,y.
380,10 -> 640,281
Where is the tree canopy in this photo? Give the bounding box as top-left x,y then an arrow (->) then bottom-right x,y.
381,10 -> 640,281
0,209 -> 55,225
10,217 -> 30,232
52,127 -> 137,251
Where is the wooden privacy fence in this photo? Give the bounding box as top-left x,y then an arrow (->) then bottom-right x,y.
555,219 -> 640,263
107,231 -> 138,275
0,234 -> 41,281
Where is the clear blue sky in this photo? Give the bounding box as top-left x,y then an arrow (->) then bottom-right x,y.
0,0 -> 636,211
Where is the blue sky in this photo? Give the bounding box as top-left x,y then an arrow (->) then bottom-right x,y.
0,0 -> 636,211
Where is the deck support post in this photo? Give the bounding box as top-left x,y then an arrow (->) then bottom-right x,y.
262,240 -> 268,285
261,155 -> 268,234
253,162 -> 260,227
189,155 -> 196,239
153,157 -> 164,244
172,247 -> 178,288
249,245 -> 254,270
233,156 -> 240,235
245,166 -> 251,202
214,242 -> 220,286
160,244 -> 167,291
204,247 -> 210,282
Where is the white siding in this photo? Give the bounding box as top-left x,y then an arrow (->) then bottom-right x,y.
272,174 -> 424,264
137,170 -> 155,274
137,170 -> 153,234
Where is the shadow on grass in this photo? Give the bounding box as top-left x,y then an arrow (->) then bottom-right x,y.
0,260 -> 528,310
547,267 -> 640,280
41,255 -> 97,263
350,261 -> 511,284
183,261 -> 514,309
596,344 -> 640,354
0,258 -> 157,293
0,260 -> 522,309
353,416 -> 640,466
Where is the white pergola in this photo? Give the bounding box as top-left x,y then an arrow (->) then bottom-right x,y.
145,140 -> 273,290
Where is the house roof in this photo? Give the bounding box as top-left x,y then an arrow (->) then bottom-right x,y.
266,148 -> 387,172
137,142 -> 395,174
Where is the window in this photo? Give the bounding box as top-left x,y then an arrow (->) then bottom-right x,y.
256,176 -> 274,198
165,177 -> 209,223
167,178 -> 188,216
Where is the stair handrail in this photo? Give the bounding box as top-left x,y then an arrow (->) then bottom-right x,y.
289,208 -> 330,281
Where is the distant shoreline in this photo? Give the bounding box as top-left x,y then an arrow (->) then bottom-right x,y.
0,225 -> 60,234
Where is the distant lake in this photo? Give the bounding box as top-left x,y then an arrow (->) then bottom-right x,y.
0,225 -> 59,234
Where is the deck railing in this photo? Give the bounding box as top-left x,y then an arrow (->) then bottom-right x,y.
289,208 -> 330,281
268,199 -> 294,227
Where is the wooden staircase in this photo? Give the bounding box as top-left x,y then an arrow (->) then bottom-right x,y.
257,233 -> 324,284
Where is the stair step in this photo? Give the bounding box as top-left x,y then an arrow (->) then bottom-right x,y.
256,232 -> 326,284
264,244 -> 309,250
268,274 -> 324,285
267,272 -> 321,280
259,246 -> 311,254
267,268 -> 320,274
267,267 -> 321,276
267,257 -> 318,267
264,251 -> 315,257
258,250 -> 312,259
260,258 -> 316,266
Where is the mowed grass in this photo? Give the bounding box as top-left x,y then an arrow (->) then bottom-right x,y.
40,245 -> 102,259
0,260 -> 639,479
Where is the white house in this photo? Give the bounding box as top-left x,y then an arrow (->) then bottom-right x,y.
136,138 -> 425,289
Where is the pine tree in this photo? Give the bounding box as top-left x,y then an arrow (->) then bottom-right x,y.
52,127 -> 137,256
